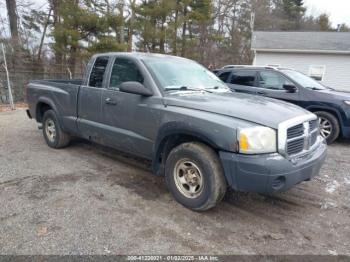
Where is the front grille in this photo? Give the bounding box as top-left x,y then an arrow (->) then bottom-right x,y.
287,138 -> 304,155
285,119 -> 319,157
287,124 -> 304,139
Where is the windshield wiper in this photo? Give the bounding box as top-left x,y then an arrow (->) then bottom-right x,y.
307,87 -> 325,91
206,86 -> 230,91
164,86 -> 213,93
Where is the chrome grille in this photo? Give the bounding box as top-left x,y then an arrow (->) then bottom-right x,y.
287,138 -> 304,155
284,118 -> 320,157
287,124 -> 304,139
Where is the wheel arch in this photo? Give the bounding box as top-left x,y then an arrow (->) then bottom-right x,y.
306,106 -> 343,135
35,98 -> 59,123
152,124 -> 221,177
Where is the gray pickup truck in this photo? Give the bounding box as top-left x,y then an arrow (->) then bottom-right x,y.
26,52 -> 327,211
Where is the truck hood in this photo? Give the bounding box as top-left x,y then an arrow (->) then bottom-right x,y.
164,91 -> 311,129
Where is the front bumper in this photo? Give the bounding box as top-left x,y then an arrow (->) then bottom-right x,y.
219,141 -> 327,194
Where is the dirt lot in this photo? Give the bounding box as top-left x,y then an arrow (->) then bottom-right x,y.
0,109 -> 349,255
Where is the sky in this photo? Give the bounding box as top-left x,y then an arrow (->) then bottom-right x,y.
304,0 -> 350,27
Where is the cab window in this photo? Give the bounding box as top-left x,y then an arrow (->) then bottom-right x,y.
89,56 -> 109,88
109,58 -> 144,89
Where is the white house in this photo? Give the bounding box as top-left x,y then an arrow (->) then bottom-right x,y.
251,31 -> 350,91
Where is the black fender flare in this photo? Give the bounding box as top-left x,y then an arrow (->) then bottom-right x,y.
152,121 -> 221,175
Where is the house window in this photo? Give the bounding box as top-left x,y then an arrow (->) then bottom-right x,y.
308,65 -> 326,81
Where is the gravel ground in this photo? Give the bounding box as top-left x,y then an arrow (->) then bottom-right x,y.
0,109 -> 349,255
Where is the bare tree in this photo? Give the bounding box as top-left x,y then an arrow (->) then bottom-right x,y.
5,0 -> 19,45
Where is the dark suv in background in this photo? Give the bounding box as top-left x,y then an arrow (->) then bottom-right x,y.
216,66 -> 350,144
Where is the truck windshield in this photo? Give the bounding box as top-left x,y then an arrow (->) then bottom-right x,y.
281,69 -> 329,90
143,57 -> 229,92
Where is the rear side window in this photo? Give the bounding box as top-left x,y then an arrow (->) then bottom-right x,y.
109,58 -> 144,88
89,56 -> 109,88
217,71 -> 231,82
230,71 -> 256,86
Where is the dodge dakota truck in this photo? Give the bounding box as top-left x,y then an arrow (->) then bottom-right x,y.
26,52 -> 327,211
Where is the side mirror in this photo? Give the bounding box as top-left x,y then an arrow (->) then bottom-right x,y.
119,81 -> 153,96
283,84 -> 297,93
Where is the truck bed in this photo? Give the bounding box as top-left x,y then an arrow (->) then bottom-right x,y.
27,79 -> 83,135
30,79 -> 83,86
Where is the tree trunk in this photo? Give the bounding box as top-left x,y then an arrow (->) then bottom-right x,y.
37,9 -> 52,62
69,46 -> 77,77
50,0 -> 63,68
160,17 -> 166,53
173,0 -> 179,55
127,0 -> 136,52
5,0 -> 19,45
181,5 -> 188,57
69,0 -> 79,76
118,0 -> 125,44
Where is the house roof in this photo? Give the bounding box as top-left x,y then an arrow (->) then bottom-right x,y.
252,31 -> 350,54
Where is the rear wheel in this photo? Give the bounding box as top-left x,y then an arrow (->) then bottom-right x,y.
315,111 -> 340,144
42,110 -> 71,148
165,142 -> 227,211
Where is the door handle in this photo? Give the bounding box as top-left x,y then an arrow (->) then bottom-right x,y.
257,91 -> 266,95
105,98 -> 117,105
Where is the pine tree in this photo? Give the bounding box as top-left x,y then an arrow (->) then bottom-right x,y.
135,0 -> 176,53
51,0 -> 127,75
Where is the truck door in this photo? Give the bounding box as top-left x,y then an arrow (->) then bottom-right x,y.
77,56 -> 110,141
100,56 -> 154,158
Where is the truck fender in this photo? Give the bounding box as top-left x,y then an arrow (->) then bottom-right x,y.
152,121 -> 221,176
36,97 -> 60,123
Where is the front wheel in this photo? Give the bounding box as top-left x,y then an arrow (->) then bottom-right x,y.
165,142 -> 227,211
315,111 -> 340,144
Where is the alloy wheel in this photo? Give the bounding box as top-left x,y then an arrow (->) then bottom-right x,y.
319,117 -> 333,139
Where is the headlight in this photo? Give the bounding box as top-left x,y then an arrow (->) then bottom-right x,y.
344,101 -> 350,106
238,126 -> 277,154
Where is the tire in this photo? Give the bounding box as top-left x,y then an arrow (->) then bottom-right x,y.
165,142 -> 227,211
315,111 -> 340,144
42,109 -> 71,149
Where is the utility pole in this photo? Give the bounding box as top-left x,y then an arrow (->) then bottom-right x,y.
1,43 -> 15,110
